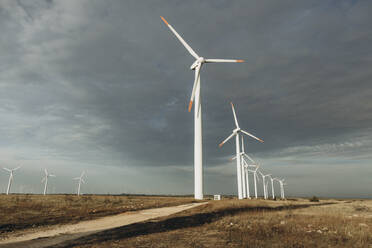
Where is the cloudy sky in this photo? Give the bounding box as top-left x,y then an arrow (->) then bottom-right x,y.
0,0 -> 371,198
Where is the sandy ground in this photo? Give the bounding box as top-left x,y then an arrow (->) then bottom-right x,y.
0,202 -> 207,248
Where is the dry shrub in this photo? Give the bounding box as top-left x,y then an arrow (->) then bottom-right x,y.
310,196 -> 319,202
353,205 -> 369,212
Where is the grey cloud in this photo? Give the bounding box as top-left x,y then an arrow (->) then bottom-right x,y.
0,0 -> 371,196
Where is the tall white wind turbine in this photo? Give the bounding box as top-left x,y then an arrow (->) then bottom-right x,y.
73,171 -> 86,196
3,166 -> 21,195
42,169 -> 56,195
161,17 -> 244,200
219,103 -> 263,199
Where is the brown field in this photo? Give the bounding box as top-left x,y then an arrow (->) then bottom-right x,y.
0,194 -> 197,235
60,198 -> 372,248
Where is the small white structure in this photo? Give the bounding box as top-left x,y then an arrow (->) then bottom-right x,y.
213,195 -> 221,200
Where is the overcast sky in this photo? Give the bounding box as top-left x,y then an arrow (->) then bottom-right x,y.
0,0 -> 371,198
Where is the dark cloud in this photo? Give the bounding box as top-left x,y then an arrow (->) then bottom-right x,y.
0,0 -> 371,196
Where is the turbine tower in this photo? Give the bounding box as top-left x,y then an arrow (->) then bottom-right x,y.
268,175 -> 275,199
280,179 -> 287,199
219,103 -> 263,199
243,164 -> 251,199
274,178 -> 286,199
3,166 -> 21,195
259,171 -> 271,199
247,166 -> 260,199
73,171 -> 86,196
42,169 -> 56,195
161,16 -> 244,200
240,137 -> 257,199
233,137 -> 257,199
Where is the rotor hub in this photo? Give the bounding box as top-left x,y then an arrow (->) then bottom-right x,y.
197,57 -> 205,63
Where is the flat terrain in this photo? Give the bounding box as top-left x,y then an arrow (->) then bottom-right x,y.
0,194 -> 197,235
62,198 -> 372,248
1,196 -> 371,248
0,202 -> 207,247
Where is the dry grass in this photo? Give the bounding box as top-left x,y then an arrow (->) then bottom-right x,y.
0,194 -> 197,234
69,198 -> 372,248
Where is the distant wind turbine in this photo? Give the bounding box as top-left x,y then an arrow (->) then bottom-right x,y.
161,16 -> 244,200
219,103 -> 264,199
42,169 -> 56,195
274,178 -> 286,199
73,171 -> 86,196
259,171 -> 271,199
3,166 -> 21,195
268,175 -> 275,199
232,136 -> 257,199
247,165 -> 260,199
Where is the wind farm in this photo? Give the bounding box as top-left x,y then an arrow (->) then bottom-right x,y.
0,1 -> 372,247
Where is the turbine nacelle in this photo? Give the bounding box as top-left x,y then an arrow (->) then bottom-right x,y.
190,57 -> 205,70
233,128 -> 241,134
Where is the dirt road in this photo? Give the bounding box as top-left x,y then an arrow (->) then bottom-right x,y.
0,202 -> 207,248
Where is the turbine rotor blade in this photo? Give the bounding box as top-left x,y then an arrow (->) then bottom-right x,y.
241,136 -> 245,153
50,174 -> 56,177
218,132 -> 235,147
13,166 -> 21,171
160,16 -> 199,59
230,102 -> 239,128
256,173 -> 260,181
188,64 -> 201,112
205,59 -> 245,63
241,130 -> 264,143
3,168 -> 11,172
244,154 -> 256,164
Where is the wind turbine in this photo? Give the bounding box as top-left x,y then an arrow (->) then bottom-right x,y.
161,16 -> 244,200
274,178 -> 286,199
42,169 -> 56,195
3,166 -> 21,195
219,102 -> 264,199
268,175 -> 275,199
232,136 -> 257,199
280,179 -> 287,199
258,171 -> 271,199
243,163 -> 253,199
247,165 -> 260,199
73,171 -> 86,196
